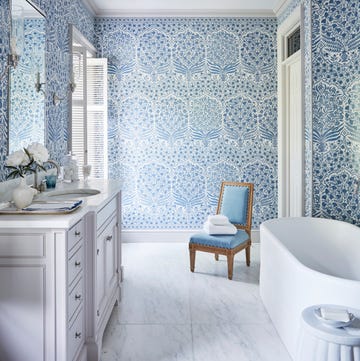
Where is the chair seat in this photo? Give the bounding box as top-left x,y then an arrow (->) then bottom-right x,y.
190,229 -> 249,249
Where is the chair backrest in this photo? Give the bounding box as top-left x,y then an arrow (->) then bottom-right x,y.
216,181 -> 254,233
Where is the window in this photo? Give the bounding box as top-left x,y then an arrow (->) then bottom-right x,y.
287,27 -> 301,58
70,26 -> 108,179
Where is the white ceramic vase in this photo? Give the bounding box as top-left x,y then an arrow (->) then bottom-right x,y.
12,177 -> 36,209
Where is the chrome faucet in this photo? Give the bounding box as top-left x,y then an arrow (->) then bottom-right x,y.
46,159 -> 60,177
33,159 -> 60,191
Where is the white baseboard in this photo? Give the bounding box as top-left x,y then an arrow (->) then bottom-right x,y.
122,229 -> 260,243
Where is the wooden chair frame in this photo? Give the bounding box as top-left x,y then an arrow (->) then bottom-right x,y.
189,181 -> 254,280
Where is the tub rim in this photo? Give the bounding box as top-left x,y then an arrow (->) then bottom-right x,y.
260,217 -> 360,285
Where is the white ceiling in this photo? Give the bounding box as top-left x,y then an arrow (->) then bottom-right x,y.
83,0 -> 287,17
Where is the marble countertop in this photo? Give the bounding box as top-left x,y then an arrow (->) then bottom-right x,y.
0,179 -> 121,229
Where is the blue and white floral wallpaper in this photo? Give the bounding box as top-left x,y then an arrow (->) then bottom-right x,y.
95,18 -> 278,229
311,0 -> 360,223
280,0 -> 360,225
0,0 -> 359,229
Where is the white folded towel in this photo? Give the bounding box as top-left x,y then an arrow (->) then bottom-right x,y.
207,214 -> 230,226
320,307 -> 350,322
203,221 -> 237,235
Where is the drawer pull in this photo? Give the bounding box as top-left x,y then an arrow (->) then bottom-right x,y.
75,332 -> 82,339
75,230 -> 81,236
97,310 -> 100,317
75,261 -> 81,267
75,294 -> 82,301
97,249 -> 99,256
106,235 -> 113,241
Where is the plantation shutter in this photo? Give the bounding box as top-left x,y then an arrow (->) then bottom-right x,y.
71,48 -> 86,178
86,58 -> 108,179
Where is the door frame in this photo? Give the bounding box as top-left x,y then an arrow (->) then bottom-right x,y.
277,5 -> 305,217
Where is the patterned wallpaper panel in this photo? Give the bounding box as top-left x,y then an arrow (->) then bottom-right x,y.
279,0 -> 360,225
9,18 -> 45,153
95,18 -> 278,229
311,0 -> 360,224
1,0 -> 357,228
0,0 -> 94,180
0,0 -> 10,177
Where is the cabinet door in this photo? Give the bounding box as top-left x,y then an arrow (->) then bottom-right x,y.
0,266 -> 45,361
95,233 -> 106,320
105,216 -> 118,293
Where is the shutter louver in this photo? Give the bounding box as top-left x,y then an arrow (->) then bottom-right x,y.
71,49 -> 85,178
86,58 -> 108,179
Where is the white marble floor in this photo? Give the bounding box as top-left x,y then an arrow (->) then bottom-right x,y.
101,243 -> 291,361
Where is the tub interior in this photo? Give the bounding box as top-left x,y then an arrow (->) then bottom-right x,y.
265,218 -> 360,281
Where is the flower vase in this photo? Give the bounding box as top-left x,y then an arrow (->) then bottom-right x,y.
12,177 -> 36,209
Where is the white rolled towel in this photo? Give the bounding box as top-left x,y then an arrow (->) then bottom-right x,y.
203,221 -> 237,235
320,307 -> 350,322
207,214 -> 230,226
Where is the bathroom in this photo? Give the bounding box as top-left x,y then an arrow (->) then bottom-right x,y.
0,0 -> 359,360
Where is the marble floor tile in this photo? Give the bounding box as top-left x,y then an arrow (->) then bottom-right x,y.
192,323 -> 292,361
102,324 -> 193,361
101,243 -> 291,361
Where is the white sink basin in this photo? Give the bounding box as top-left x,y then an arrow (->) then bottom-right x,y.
46,188 -> 100,199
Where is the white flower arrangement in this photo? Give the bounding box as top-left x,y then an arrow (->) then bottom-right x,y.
5,142 -> 49,179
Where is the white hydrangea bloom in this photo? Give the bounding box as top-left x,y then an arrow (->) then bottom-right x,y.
6,150 -> 29,167
27,142 -> 49,164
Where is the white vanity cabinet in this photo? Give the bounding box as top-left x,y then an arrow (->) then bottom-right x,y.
0,223 -> 87,361
0,180 -> 122,361
86,193 -> 122,361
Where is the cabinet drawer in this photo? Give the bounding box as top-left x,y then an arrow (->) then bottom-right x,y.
68,245 -> 83,286
0,233 -> 45,258
68,276 -> 83,323
68,307 -> 84,361
68,219 -> 84,253
97,196 -> 117,231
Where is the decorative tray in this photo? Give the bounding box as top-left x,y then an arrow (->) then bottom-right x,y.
0,200 -> 83,215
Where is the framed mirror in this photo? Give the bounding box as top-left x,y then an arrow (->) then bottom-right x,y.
8,0 -> 45,153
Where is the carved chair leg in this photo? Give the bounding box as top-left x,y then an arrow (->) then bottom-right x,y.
189,246 -> 196,272
227,251 -> 234,280
215,254 -> 219,261
245,245 -> 250,267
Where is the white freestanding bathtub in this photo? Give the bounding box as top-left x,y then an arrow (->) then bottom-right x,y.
259,217 -> 360,360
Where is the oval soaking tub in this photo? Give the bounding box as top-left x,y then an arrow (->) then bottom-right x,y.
259,217 -> 360,359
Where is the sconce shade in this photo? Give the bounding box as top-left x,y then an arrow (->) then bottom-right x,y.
11,5 -> 24,56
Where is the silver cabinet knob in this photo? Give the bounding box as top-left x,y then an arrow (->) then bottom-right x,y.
75,294 -> 81,301
106,235 -> 113,241
75,261 -> 81,267
75,332 -> 81,339
75,230 -> 81,236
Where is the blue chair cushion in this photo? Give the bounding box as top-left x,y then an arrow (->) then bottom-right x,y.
189,229 -> 250,249
219,185 -> 249,225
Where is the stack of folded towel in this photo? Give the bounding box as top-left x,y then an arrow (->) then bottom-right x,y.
320,307 -> 351,322
203,214 -> 237,235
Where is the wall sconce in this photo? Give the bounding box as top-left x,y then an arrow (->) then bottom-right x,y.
35,71 -> 45,94
53,73 -> 77,106
0,5 -> 23,81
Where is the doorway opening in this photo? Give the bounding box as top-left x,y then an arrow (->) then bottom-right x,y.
277,6 -> 305,217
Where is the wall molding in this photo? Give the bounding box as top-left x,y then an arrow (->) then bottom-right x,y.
81,0 -> 97,16
273,0 -> 292,17
122,229 -> 260,243
95,9 -> 276,18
